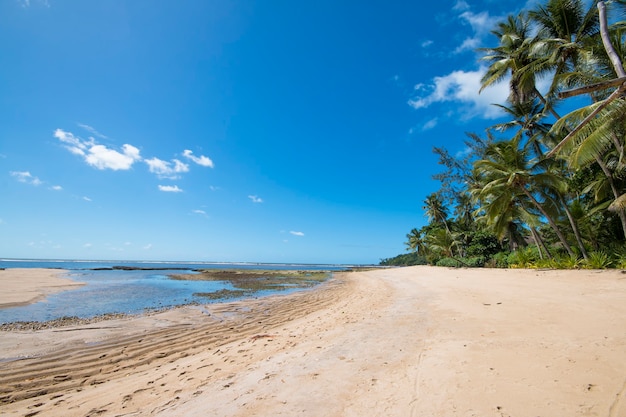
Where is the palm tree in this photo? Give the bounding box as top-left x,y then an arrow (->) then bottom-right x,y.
490,98 -> 553,158
474,137 -> 577,257
423,193 -> 451,233
424,228 -> 460,260
480,13 -> 543,105
454,192 -> 475,231
528,0 -> 600,97
405,228 -> 425,253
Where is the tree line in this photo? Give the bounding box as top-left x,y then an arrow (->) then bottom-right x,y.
381,0 -> 626,269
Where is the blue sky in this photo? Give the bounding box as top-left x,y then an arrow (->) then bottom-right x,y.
1,0 -> 538,264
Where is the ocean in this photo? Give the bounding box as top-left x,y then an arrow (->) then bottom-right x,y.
0,259 -> 353,324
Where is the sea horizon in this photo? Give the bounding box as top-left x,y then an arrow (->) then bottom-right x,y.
0,257 -> 370,270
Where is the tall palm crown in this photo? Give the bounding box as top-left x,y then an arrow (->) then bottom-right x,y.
423,193 -> 450,228
480,13 -> 539,104
529,0 -> 600,93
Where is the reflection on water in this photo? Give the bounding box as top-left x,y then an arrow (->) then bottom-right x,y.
1,269 -> 268,324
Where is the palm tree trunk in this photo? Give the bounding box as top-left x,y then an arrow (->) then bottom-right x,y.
520,187 -> 576,257
533,87 -> 561,120
595,155 -> 626,238
558,194 -> 589,260
530,226 -> 552,259
598,1 -> 626,78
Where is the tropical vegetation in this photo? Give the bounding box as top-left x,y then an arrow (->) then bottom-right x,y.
381,0 -> 626,269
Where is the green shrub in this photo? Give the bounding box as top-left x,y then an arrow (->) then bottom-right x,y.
554,255 -> 582,269
466,232 -> 502,258
492,252 -> 510,268
612,247 -> 626,269
436,258 -> 463,267
584,251 -> 613,269
508,247 -> 539,268
465,256 -> 486,267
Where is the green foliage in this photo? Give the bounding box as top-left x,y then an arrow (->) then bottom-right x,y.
466,231 -> 503,258
396,0 -> 626,270
379,252 -> 427,266
436,258 -> 464,267
508,247 -> 540,268
583,251 -> 613,269
554,255 -> 583,269
465,256 -> 487,267
491,252 -> 511,268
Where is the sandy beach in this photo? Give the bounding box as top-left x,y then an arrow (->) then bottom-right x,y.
1,266 -> 626,416
0,268 -> 85,309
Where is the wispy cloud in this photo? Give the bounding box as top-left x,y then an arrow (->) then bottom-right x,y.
452,0 -> 469,11
10,171 -> 42,186
77,123 -> 108,139
192,209 -> 209,218
158,185 -> 183,193
248,195 -> 263,203
83,196 -> 92,202
290,231 -> 304,237
183,150 -> 214,168
50,185 -> 63,191
19,0 -> 49,7
145,157 -> 189,179
454,10 -> 500,54
422,118 -> 438,131
408,66 -> 507,119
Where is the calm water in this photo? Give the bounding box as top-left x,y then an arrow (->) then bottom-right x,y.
0,259 -> 351,324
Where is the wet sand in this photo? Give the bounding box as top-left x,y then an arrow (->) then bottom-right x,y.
0,268 -> 84,308
1,266 -> 625,416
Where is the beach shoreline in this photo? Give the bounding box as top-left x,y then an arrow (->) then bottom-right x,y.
1,266 -> 625,416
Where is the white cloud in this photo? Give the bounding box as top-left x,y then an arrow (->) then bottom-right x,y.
10,171 -> 42,186
54,128 -> 91,155
248,195 -> 263,203
290,231 -> 305,237
84,243 -> 92,248
158,185 -> 183,193
83,196 -> 92,202
455,10 -> 500,54
85,144 -> 141,170
421,40 -> 433,48
408,67 -> 508,119
54,128 -> 140,170
145,157 -> 189,179
50,185 -> 63,191
193,209 -> 207,215
183,150 -> 214,168
143,244 -> 153,250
